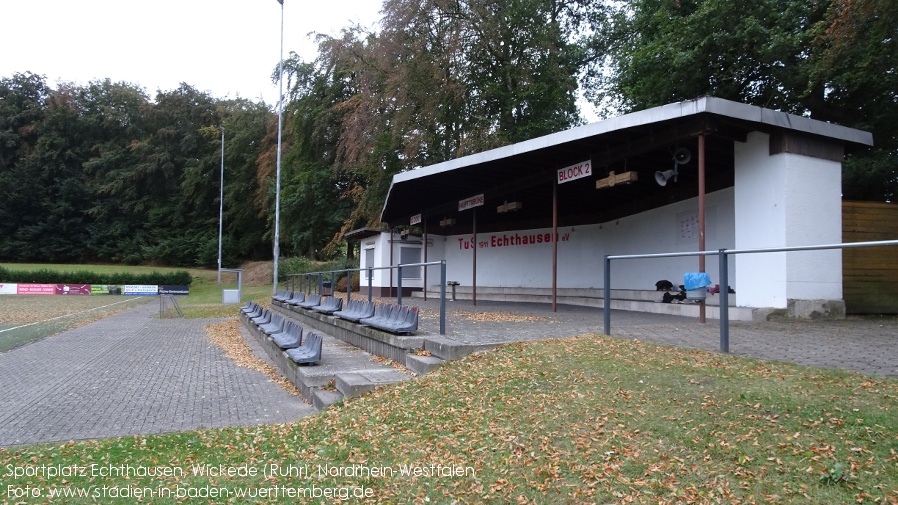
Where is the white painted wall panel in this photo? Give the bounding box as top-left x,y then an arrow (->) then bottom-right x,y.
735,132 -> 843,307
425,188 -> 735,291
735,132 -> 788,307
783,157 -> 843,300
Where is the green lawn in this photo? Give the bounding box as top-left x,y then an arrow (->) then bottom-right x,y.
0,263 -> 270,318
1,335 -> 896,504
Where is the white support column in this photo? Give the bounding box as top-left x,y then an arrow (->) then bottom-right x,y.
734,132 -> 844,316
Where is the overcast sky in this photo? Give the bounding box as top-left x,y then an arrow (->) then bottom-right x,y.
0,0 -> 382,105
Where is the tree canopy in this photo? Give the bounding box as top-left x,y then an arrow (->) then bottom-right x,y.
1,0 -> 894,266
599,0 -> 897,201
0,73 -> 270,266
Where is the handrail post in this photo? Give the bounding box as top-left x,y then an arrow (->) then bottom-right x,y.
317,273 -> 322,295
347,271 -> 352,303
719,249 -> 730,353
397,265 -> 403,306
603,255 -> 611,335
440,260 -> 447,334
367,267 -> 373,302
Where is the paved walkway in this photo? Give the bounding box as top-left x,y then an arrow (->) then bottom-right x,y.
0,302 -> 314,447
410,298 -> 898,378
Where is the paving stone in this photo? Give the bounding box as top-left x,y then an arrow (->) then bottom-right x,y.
0,302 -> 315,447
409,297 -> 898,378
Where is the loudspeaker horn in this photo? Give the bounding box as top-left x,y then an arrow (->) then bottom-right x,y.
673,147 -> 692,165
655,169 -> 677,186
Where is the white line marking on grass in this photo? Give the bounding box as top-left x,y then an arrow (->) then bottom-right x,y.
0,297 -> 143,334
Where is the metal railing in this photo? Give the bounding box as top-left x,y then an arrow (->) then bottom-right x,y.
158,294 -> 183,318
604,239 -> 898,353
284,260 -> 448,334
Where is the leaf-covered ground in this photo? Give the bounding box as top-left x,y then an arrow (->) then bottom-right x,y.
2,335 -> 896,504
205,320 -> 302,397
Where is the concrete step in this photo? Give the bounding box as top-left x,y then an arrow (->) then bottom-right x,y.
405,354 -> 445,375
312,389 -> 344,411
242,310 -> 418,404
423,337 -> 498,361
335,369 -> 413,398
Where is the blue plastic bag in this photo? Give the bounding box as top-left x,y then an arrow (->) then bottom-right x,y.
684,272 -> 711,291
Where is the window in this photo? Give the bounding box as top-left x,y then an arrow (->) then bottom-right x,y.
364,248 -> 374,279
400,247 -> 421,279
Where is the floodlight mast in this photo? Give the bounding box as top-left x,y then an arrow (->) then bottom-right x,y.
272,0 -> 284,295
218,126 -> 225,285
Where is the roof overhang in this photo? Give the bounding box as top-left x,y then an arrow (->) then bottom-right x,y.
344,227 -> 384,241
381,97 -> 873,232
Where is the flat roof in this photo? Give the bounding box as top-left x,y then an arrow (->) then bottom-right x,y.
344,227 -> 384,241
381,97 -> 873,230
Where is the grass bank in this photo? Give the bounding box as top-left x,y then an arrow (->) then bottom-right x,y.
2,335 -> 896,503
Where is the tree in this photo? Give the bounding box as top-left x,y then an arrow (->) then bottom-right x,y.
0,72 -> 50,260
0,76 -> 93,261
291,0 -> 612,232
215,98 -> 273,264
128,84 -> 219,265
599,0 -> 898,201
809,0 -> 898,201
78,79 -> 152,263
599,0 -> 823,114
277,55 -> 358,259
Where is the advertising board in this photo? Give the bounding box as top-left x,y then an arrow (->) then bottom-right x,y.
90,285 -> 122,295
122,285 -> 159,296
56,284 -> 91,295
159,285 -> 190,295
17,284 -> 56,295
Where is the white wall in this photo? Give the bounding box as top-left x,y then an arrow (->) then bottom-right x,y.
734,132 -> 842,308
361,232 -> 427,290
421,188 -> 736,291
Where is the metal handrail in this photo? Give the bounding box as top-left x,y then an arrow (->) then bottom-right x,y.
605,239 -> 898,353
284,260 -> 448,334
158,294 -> 183,318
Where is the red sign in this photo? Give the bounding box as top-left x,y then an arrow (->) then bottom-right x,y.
17,284 -> 56,295
56,284 -> 91,295
557,160 -> 592,184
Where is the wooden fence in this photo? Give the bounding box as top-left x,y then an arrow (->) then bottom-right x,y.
843,201 -> 898,314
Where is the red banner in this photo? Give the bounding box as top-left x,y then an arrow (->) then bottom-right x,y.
17,284 -> 56,295
56,284 -> 91,295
